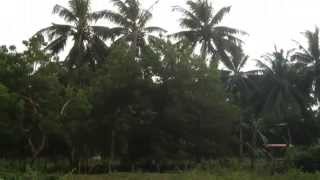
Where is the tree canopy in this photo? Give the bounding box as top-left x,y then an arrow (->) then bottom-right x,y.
1,0 -> 320,172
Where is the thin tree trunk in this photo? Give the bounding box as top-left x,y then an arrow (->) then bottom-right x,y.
287,127 -> 292,146
196,113 -> 202,163
84,145 -> 89,174
239,116 -> 244,160
109,129 -> 115,173
28,135 -> 46,163
132,30 -> 138,59
250,120 -> 257,169
69,147 -> 76,169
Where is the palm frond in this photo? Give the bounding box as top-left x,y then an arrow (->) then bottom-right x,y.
173,6 -> 201,28
45,35 -> 69,54
69,0 -> 90,20
215,37 -> 242,54
225,35 -> 244,46
138,10 -> 152,28
53,4 -> 77,23
100,11 -> 129,27
37,24 -> 74,41
256,59 -> 273,74
108,27 -> 127,40
112,35 -> 130,47
304,27 -> 320,59
144,26 -> 167,33
220,50 -> 235,71
65,44 -> 82,68
245,70 -> 260,76
179,17 -> 201,29
238,55 -> 249,71
111,0 -> 129,15
214,26 -> 247,36
169,31 -> 199,41
119,0 -> 139,21
210,6 -> 231,26
91,26 -> 111,40
90,10 -> 112,21
293,40 -> 313,59
291,52 -> 313,64
186,0 -> 212,23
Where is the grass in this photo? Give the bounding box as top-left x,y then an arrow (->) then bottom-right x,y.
1,170 -> 320,180
60,170 -> 320,180
0,160 -> 319,180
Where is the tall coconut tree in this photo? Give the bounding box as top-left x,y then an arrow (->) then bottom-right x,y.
244,49 -> 300,168
220,46 -> 256,159
37,0 -> 110,70
171,0 -> 245,60
94,0 -> 167,57
246,48 -> 315,168
256,48 -> 306,122
292,27 -> 320,103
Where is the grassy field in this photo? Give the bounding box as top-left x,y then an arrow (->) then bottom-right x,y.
1,168 -> 320,180
60,171 -> 320,180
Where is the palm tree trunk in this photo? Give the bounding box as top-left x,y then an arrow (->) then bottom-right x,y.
69,147 -> 76,168
239,116 -> 244,160
28,135 -> 47,163
131,30 -> 139,58
200,42 -> 207,60
250,119 -> 257,169
196,112 -> 202,163
108,129 -> 115,173
287,127 -> 292,146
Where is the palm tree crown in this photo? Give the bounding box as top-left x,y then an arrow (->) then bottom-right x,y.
94,0 -> 167,57
37,0 -> 109,69
221,46 -> 253,102
292,27 -> 320,103
256,48 -> 305,120
171,0 -> 245,60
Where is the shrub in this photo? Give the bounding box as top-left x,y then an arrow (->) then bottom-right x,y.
286,145 -> 320,172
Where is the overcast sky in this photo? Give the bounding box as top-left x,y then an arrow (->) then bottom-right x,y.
1,0 -> 320,62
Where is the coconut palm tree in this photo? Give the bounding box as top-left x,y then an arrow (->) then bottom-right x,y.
37,0 -> 110,70
256,48 -> 305,122
292,27 -> 320,103
221,46 -> 255,101
171,0 -> 245,60
244,49 -> 301,168
220,46 -> 256,159
94,0 -> 167,57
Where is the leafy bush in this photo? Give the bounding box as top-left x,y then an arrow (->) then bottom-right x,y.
286,145 -> 320,172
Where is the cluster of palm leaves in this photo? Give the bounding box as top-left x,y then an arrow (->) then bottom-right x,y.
37,0 -> 167,69
223,30 -> 319,122
36,0 -> 244,69
171,0 -> 245,60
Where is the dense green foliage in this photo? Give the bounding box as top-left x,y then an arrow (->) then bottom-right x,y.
1,0 -> 320,173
